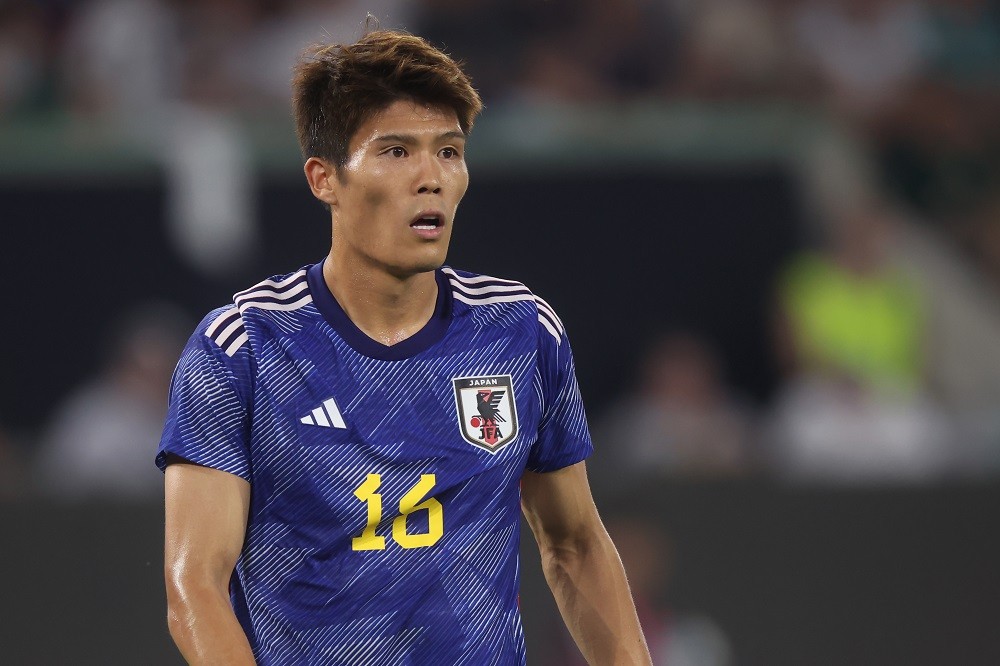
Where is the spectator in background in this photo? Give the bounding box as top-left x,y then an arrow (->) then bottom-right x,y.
567,0 -> 678,100
594,332 -> 755,484
878,0 -> 1000,219
34,303 -> 190,501
0,2 -> 49,118
238,0 -> 413,106
674,0 -> 806,100
921,0 -> 1000,91
791,0 -> 926,124
60,0 -> 181,125
777,200 -> 924,394
415,0 -> 527,104
172,0 -> 262,110
506,0 -> 677,105
768,197 -> 954,483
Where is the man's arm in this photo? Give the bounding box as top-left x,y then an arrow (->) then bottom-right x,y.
521,461 -> 652,666
164,458 -> 256,665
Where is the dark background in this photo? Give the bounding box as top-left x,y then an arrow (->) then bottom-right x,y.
1,166 -> 797,431
3,482 -> 999,664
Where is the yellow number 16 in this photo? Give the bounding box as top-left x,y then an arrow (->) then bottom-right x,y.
352,474 -> 443,551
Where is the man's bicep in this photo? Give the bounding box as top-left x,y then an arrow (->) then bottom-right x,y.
165,458 -> 250,588
521,461 -> 601,547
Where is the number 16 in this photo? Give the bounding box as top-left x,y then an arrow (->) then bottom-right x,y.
352,474 -> 443,551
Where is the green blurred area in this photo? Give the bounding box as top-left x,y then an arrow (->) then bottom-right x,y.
0,102 -> 829,179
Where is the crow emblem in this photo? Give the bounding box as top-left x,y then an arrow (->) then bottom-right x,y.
476,390 -> 506,424
453,375 -> 518,453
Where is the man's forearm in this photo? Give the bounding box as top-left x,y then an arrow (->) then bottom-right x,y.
540,528 -> 651,666
167,580 -> 256,665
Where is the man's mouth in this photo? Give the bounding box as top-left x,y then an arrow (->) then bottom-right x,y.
410,213 -> 444,230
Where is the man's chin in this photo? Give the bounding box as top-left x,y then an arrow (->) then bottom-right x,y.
411,248 -> 449,274
411,261 -> 446,277
386,258 -> 447,280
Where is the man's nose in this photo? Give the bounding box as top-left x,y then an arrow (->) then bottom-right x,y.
415,153 -> 442,194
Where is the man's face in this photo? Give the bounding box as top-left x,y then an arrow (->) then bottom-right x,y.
329,99 -> 468,278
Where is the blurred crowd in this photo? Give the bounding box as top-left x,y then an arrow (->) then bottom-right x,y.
1,0 -> 997,254
3,0 -> 999,143
3,0 -> 1000,261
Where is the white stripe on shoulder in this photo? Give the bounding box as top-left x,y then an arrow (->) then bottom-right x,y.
233,269 -> 308,300
205,269 -> 312,357
451,281 -> 531,297
534,295 -> 565,335
237,293 -> 313,315
234,269 -> 313,314
445,268 -> 566,344
534,296 -> 564,344
205,306 -> 248,357
537,315 -> 560,343
237,278 -> 309,304
445,269 -> 533,304
441,267 -> 522,287
206,307 -> 239,338
452,291 -> 535,307
224,332 -> 249,357
213,316 -> 244,346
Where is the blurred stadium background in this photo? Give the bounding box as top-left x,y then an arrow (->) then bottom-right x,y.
3,0 -> 1000,663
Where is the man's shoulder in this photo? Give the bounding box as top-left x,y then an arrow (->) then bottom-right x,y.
200,264 -> 317,357
233,265 -> 314,315
442,266 -> 536,309
442,267 -> 564,344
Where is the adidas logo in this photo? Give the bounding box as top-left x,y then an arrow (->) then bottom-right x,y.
300,398 -> 347,429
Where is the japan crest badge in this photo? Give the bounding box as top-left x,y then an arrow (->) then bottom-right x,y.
453,375 -> 519,453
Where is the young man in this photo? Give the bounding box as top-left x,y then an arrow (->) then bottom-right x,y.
159,30 -> 651,666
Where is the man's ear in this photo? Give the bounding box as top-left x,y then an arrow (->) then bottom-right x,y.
304,157 -> 339,207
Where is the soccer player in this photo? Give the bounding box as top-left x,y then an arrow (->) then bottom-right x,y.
159,29 -> 652,666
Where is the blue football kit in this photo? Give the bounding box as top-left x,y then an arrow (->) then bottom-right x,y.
157,260 -> 593,665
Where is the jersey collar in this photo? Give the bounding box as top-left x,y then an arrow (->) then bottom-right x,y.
306,260 -> 452,361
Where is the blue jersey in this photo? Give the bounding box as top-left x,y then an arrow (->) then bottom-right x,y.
157,261 -> 593,665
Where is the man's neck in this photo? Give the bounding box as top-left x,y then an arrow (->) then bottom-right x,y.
322,252 -> 439,347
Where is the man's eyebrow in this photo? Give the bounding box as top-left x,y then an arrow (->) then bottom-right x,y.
372,131 -> 467,144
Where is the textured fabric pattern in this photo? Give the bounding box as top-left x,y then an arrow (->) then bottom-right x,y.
157,263 -> 593,665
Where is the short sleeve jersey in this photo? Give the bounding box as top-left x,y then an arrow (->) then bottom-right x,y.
157,261 -> 593,666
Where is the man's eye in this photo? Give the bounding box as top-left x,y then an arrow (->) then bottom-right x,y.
440,148 -> 458,159
389,147 -> 406,157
